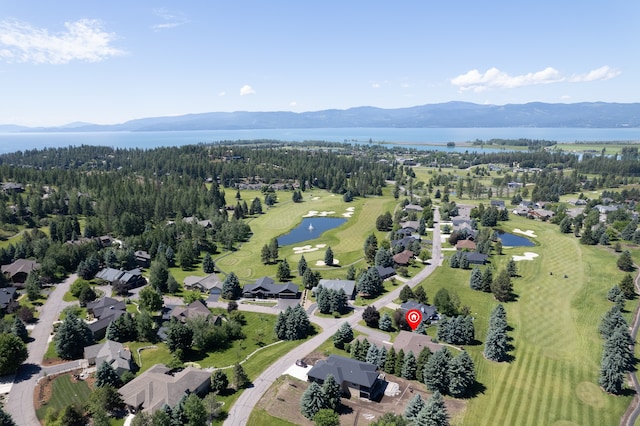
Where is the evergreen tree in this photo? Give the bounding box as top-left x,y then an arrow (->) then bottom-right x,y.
300,382 -> 326,419
183,393 -> 207,426
617,250 -> 634,272
332,322 -> 354,349
384,347 -> 397,374
481,268 -> 493,293
324,246 -> 334,266
414,286 -> 428,304
232,363 -> 250,390
211,370 -> 229,394
415,391 -> 449,426
364,234 -> 378,264
0,333 -> 27,376
11,317 -> 28,343
395,349 -> 405,376
404,393 -> 425,421
469,267 -> 482,290
356,339 -> 371,362
277,259 -> 291,281
599,348 -> 626,395
95,361 -> 122,388
447,351 -> 476,397
54,313 -> 93,359
379,312 -> 393,332
202,253 -> 215,273
621,220 -> 637,241
599,306 -> 628,338
619,274 -> 636,299
346,265 -> 356,280
350,339 -> 362,360
268,238 -> 279,262
0,406 -> 16,426
222,272 -> 242,300
423,348 -> 452,393
484,327 -> 507,362
376,346 -> 388,370
491,269 -> 513,302
399,285 -> 415,303
416,347 -> 432,383
297,255 -> 308,277
303,268 -> 321,290
139,286 -> 163,312
401,351 -> 417,380
375,247 -> 394,268
314,409 -> 340,426
149,258 -> 169,293
166,318 -> 193,359
506,259 -> 518,277
260,245 -> 271,264
357,267 -> 383,298
366,344 -> 379,365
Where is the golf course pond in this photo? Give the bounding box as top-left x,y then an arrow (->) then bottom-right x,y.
277,217 -> 347,246
497,230 -> 535,247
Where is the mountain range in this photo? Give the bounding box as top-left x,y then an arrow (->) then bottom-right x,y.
5,102 -> 640,132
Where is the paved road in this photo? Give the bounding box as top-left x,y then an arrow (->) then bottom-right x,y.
223,208 -> 443,426
7,273 -> 77,426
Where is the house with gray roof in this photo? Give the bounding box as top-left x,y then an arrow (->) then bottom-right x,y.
307,355 -> 382,400
167,300 -> 221,324
86,297 -> 128,340
393,330 -> 443,356
374,266 -> 396,280
312,279 -> 356,300
183,273 -> 223,294
119,364 -> 211,413
399,301 -> 439,324
462,252 -> 489,265
84,340 -> 133,376
242,277 -> 299,299
96,267 -> 145,288
1,259 -> 40,285
0,287 -> 17,313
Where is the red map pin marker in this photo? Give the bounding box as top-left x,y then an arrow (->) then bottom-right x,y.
406,309 -> 422,331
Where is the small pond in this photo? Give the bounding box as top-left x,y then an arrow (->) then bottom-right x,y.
278,217 -> 347,246
497,230 -> 535,247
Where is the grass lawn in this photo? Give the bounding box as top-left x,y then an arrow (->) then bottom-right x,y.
35,374 -> 91,420
247,408 -> 298,426
421,215 -> 636,425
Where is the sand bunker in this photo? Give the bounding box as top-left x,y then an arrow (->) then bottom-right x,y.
293,243 -> 327,254
513,228 -> 537,238
316,259 -> 340,266
311,197 -> 320,200
512,252 -> 539,261
342,207 -> 355,217
303,210 -> 336,217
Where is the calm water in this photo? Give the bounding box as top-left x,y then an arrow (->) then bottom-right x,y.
498,231 -> 535,247
1,127 -> 640,154
278,217 -> 347,246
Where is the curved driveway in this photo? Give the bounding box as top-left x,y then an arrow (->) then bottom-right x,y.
224,208 -> 443,426
7,273 -> 78,426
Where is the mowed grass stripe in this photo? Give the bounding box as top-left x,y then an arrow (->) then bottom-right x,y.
500,345 -> 536,426
521,348 -> 547,426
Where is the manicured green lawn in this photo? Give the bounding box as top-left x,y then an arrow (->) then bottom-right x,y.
35,374 -> 91,420
425,215 -> 636,426
247,408 -> 298,426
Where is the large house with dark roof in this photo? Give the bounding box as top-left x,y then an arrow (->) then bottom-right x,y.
0,287 -> 17,313
95,267 -> 146,288
393,250 -> 414,266
374,265 -> 396,280
312,279 -> 357,300
84,340 -> 133,376
183,273 -> 223,294
1,259 -> 40,285
86,297 -> 127,340
399,300 -> 440,325
242,277 -> 299,299
166,300 -> 221,325
307,355 -> 383,400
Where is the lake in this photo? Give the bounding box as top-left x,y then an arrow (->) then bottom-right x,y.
1,127 -> 640,154
277,217 -> 347,246
498,231 -> 535,247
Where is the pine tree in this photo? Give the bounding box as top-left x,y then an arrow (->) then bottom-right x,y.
222,272 -> 241,300
491,269 -> 512,302
277,259 -> 291,281
379,312 -> 393,331
363,305 -> 380,328
599,306 -> 628,338
95,361 -> 122,388
297,255 -> 308,277
202,253 -> 215,273
300,382 -> 326,419
324,246 -> 334,266
416,347 -> 432,383
484,327 -> 507,362
357,339 -> 370,362
415,391 -> 449,426
607,286 -> 623,302
350,339 -> 361,359
395,349 -> 405,376
210,370 -> 229,394
232,363 -> 250,390
399,285 -> 415,303
260,245 -> 271,264
506,259 -> 518,277
617,250 -> 634,272
423,348 -> 451,393
321,374 -> 342,410
333,322 -> 354,349
447,351 -> 476,397
481,268 -> 493,293
414,286 -> 428,304
619,274 -> 636,299
384,347 -> 396,373
54,312 -> 94,360
366,344 -> 379,365
599,350 -> 625,394
469,267 -> 483,290
404,393 -> 425,421
376,346 -> 387,370
401,351 -> 417,380
11,317 -> 28,343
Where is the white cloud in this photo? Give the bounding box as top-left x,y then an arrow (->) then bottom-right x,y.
568,65 -> 620,82
240,85 -> 255,96
152,8 -> 189,32
371,82 -> 381,89
289,101 -> 297,106
218,91 -> 226,97
0,19 -> 125,64
450,65 -> 619,93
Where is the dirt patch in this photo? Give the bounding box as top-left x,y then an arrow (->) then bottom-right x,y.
259,362 -> 466,425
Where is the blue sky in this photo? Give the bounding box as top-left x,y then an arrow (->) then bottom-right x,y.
1,1 -> 638,126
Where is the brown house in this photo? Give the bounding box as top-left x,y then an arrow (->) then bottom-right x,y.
1,259 -> 40,285
455,239 -> 476,251
392,250 -> 414,266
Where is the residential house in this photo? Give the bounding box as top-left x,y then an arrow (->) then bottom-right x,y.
393,330 -> 443,356
97,235 -> 116,247
462,252 -> 489,265
375,266 -> 396,280
134,251 -> 151,268
312,279 -> 356,300
242,277 -> 299,299
83,340 -> 133,376
119,364 -> 211,413
86,297 -> 127,340
1,259 -> 40,285
307,355 -> 382,400
0,287 -> 17,313
391,236 -> 420,251
400,220 -> 420,232
455,239 -> 477,251
183,273 -> 223,295
167,300 -> 221,324
399,301 -> 439,325
531,209 -> 555,221
403,204 -> 423,213
393,250 -> 414,266
1,182 -> 24,193
490,200 -> 506,210
183,217 -> 213,228
95,267 -> 146,289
